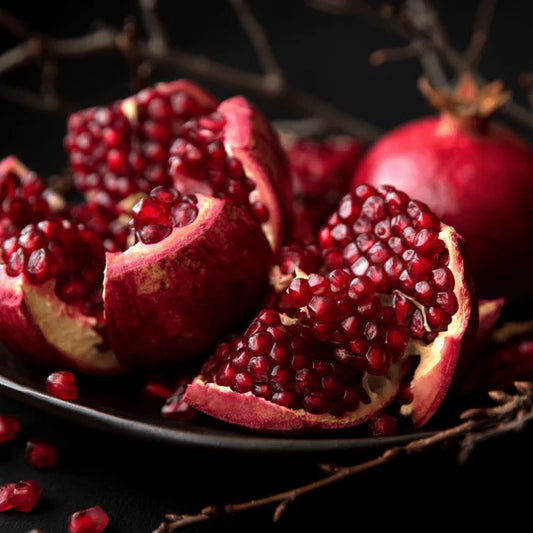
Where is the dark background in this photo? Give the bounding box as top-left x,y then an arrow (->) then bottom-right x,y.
1,1 -> 533,532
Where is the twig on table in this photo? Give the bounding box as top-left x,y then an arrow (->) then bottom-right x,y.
153,381 -> 533,532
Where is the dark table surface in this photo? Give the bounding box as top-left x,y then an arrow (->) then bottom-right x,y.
2,1 -> 533,531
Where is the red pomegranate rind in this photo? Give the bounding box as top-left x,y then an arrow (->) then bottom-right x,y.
400,225 -> 473,427
185,310 -> 404,433
186,371 -> 400,433
104,194 -> 272,368
218,96 -> 292,251
0,272 -> 121,375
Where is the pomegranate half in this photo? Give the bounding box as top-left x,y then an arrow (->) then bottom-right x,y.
186,184 -> 476,432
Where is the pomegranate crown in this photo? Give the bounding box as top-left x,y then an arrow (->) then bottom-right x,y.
418,72 -> 511,118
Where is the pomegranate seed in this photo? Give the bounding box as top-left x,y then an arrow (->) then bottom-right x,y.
25,438 -> 57,469
368,414 -> 398,437
0,483 -> 16,512
67,505 -> 109,533
46,371 -> 78,400
0,414 -> 20,442
11,480 -> 42,512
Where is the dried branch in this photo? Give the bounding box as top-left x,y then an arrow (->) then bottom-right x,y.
228,0 -> 285,84
312,0 -> 533,131
465,0 -> 497,67
0,2 -> 382,142
153,382 -> 533,532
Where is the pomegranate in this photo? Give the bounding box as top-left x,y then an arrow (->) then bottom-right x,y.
352,74 -> 533,301
185,184 -> 476,431
283,135 -> 363,242
0,79 -> 292,373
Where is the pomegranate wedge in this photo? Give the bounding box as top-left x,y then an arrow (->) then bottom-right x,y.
186,184 -> 476,432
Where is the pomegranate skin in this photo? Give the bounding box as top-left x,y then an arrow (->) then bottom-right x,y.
352,115 -> 533,301
104,195 -> 273,368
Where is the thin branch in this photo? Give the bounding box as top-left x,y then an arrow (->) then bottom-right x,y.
311,0 -> 533,130
139,0 -> 169,52
0,4 -> 382,142
369,44 -> 419,67
0,8 -> 31,40
154,382 -> 533,532
0,82 -> 63,112
465,0 -> 497,67
228,0 -> 285,84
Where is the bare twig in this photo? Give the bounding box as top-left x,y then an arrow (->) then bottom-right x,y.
465,0 -> 497,67
0,8 -> 31,40
139,0 -> 169,53
311,0 -> 533,130
0,2 -> 382,142
228,0 -> 285,85
153,382 -> 533,532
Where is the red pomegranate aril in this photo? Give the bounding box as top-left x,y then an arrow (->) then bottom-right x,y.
0,414 -> 20,442
137,224 -> 172,244
307,295 -> 337,324
67,505 -> 109,533
368,414 -> 398,437
25,438 -> 57,469
161,393 -> 197,421
287,277 -> 311,308
46,371 -> 78,400
171,203 -> 198,227
0,483 -> 16,512
132,198 -> 168,226
11,480 -> 42,512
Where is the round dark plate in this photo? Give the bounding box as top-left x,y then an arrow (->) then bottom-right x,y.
0,344 -> 437,454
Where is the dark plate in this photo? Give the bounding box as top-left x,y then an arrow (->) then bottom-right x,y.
0,344 -> 437,454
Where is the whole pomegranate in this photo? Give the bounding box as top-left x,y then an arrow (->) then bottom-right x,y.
352,74 -> 533,302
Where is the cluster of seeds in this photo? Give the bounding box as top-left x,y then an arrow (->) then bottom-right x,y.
69,193 -> 130,253
168,112 -> 269,225
65,86 -> 216,199
286,269 -> 410,375
0,166 -> 53,241
318,184 -> 457,340
202,309 -> 371,415
1,219 -> 105,316
130,186 -> 199,245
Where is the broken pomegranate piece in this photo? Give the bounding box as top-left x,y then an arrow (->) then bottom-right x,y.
0,79 -> 292,372
186,184 -> 475,431
104,192 -> 273,368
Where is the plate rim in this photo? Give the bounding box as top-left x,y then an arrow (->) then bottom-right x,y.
0,368 -> 436,454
